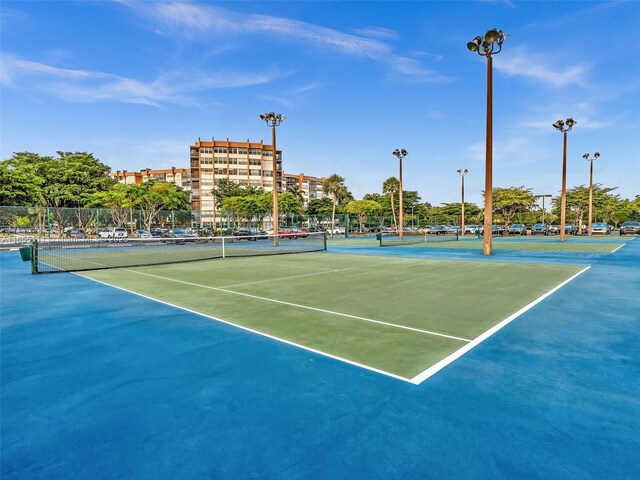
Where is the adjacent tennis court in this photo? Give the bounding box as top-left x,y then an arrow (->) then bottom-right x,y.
79,251 -> 585,382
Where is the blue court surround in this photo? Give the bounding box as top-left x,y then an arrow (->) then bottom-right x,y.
1,239 -> 639,479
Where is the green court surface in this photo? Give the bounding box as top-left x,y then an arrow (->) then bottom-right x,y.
332,236 -> 622,252
81,252 -> 583,381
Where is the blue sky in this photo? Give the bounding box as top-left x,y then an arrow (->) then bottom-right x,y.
1,0 -> 639,207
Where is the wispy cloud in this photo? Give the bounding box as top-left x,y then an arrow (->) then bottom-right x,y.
0,54 -> 288,106
479,0 -> 516,8
494,45 -> 588,87
0,7 -> 31,33
121,0 -> 451,83
351,27 -> 399,41
467,137 -> 553,165
520,102 -> 617,131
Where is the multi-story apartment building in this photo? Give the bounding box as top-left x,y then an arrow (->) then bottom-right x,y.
283,173 -> 325,207
190,137 -> 281,226
111,167 -> 191,191
111,137 -> 325,228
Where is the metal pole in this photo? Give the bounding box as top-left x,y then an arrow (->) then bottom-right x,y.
560,130 -> 568,242
588,159 -> 594,236
542,196 -> 545,224
461,174 -> 466,237
399,156 -> 403,240
483,55 -> 493,255
272,125 -> 279,247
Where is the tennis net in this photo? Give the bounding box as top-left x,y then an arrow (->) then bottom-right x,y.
30,232 -> 326,274
379,232 -> 459,247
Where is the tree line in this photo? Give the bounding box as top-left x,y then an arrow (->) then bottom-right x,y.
1,151 -> 638,232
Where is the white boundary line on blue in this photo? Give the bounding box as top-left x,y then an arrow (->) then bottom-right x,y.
73,264 -> 590,386
611,244 -> 626,253
74,273 -> 416,384
409,265 -> 592,385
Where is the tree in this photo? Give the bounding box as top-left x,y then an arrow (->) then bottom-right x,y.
440,202 -> 481,217
278,191 -> 303,214
132,181 -> 190,232
322,174 -> 346,236
490,187 -> 535,228
552,184 -> 620,227
306,197 -> 333,217
0,156 -> 44,206
345,200 -> 381,232
86,183 -> 137,229
382,177 -> 400,229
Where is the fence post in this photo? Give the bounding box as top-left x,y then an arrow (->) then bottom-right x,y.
345,214 -> 349,238
46,207 -> 51,239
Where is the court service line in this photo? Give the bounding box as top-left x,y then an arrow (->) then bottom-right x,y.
118,268 -> 472,343
75,273 -> 415,384
409,265 -> 592,385
611,244 -> 626,253
220,258 -> 409,289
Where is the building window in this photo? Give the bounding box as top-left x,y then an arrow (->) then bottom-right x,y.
214,146 -> 227,154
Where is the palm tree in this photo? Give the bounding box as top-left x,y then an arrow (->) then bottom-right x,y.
322,173 -> 346,236
383,177 -> 400,230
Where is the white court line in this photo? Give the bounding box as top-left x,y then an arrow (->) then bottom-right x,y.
118,268 -> 471,343
611,244 -> 626,253
220,258 -> 408,289
75,273 -> 415,384
409,265 -> 592,385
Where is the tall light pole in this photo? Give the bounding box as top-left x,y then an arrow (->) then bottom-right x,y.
260,112 -> 285,246
534,194 -> 552,224
467,28 -> 506,255
392,148 -> 408,239
552,118 -> 576,241
583,152 -> 601,236
457,169 -> 468,236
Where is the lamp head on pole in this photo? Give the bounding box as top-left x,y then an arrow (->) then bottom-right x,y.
553,118 -> 576,133
594,152 -> 600,159
392,148 -> 408,159
457,168 -> 469,176
467,29 -> 506,56
583,153 -> 590,160
259,112 -> 285,127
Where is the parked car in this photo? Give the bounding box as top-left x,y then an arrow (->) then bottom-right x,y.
234,228 -> 268,241
327,226 -> 345,235
308,226 -> 325,233
507,223 -> 527,236
464,225 -> 481,234
429,225 -> 449,235
491,225 -> 505,236
279,226 -> 304,239
162,228 -> 198,243
99,227 -> 128,239
620,221 -> 640,235
590,222 -> 612,235
132,229 -> 151,238
531,223 -> 549,235
66,229 -> 88,239
565,225 -> 578,235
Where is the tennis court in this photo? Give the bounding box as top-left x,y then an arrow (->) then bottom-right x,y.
50,244 -> 583,383
2,235 -> 638,478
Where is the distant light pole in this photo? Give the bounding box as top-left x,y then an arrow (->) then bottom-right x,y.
457,169 -> 468,236
260,112 -> 285,246
467,28 -> 506,255
534,194 -> 552,224
552,118 -> 576,241
392,148 -> 408,239
583,152 -> 601,236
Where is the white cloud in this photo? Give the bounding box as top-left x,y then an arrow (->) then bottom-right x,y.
494,46 -> 588,87
0,54 -> 288,106
351,26 -> 399,41
121,1 -> 451,83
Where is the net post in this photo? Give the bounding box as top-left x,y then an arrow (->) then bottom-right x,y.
31,239 -> 38,274
323,231 -> 327,251
222,237 -> 226,259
